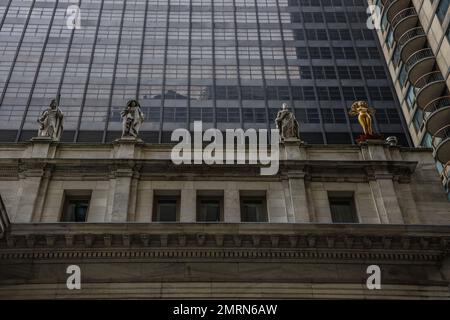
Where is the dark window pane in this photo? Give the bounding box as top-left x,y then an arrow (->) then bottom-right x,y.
329,197 -> 358,223
241,199 -> 267,222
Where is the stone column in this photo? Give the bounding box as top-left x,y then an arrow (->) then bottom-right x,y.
286,171 -> 310,223
224,188 -> 240,223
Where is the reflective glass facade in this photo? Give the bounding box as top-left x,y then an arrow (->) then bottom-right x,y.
0,0 -> 411,144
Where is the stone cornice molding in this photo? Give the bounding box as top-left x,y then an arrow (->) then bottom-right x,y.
0,159 -> 418,182
1,223 -> 448,263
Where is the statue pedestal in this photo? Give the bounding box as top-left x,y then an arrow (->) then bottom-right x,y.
360,139 -> 390,161
114,136 -> 144,159
355,134 -> 384,144
30,136 -> 56,158
282,138 -> 306,161
30,136 -> 55,142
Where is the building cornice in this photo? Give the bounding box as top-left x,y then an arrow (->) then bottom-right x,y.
1,223 -> 448,264
0,158 -> 418,182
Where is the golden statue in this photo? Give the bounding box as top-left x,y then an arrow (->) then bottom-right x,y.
349,101 -> 376,136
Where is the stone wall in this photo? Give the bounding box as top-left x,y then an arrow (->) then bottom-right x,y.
0,140 -> 448,225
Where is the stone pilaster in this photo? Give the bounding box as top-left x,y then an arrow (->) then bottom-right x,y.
267,183 -> 288,223
368,172 -> 404,224
224,189 -> 240,222
110,138 -> 143,222
286,171 -> 310,223
10,139 -> 56,222
180,186 -> 196,222
111,168 -> 134,222
14,166 -> 48,223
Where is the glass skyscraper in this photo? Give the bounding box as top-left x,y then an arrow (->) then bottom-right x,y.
0,0 -> 411,144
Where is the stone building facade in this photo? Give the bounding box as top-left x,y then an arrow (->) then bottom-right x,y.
1,138 -> 450,299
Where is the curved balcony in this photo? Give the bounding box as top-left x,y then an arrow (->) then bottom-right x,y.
423,96 -> 450,136
385,0 -> 412,23
432,125 -> 450,165
414,71 -> 446,108
406,48 -> 436,84
391,7 -> 419,40
398,27 -> 427,62
441,161 -> 450,191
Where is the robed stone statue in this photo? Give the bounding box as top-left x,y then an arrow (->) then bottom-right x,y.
37,99 -> 64,141
275,103 -> 300,141
121,99 -> 144,139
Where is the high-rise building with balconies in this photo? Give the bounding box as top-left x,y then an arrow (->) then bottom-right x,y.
370,0 -> 450,195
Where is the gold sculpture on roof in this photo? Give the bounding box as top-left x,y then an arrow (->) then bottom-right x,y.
349,101 -> 384,143
349,101 -> 375,136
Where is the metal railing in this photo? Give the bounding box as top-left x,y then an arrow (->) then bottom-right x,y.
398,27 -> 425,47
414,71 -> 444,89
432,124 -> 450,150
423,96 -> 450,122
391,7 -> 417,29
406,48 -> 434,71
385,0 -> 405,22
440,161 -> 450,190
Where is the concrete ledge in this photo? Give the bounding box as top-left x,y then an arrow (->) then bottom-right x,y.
0,282 -> 448,300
